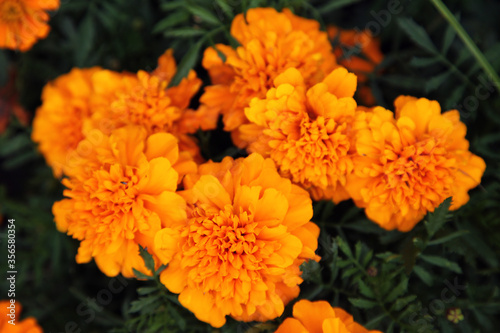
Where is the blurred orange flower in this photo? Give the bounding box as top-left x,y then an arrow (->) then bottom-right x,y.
0,300 -> 42,333
275,300 -> 382,333
32,49 -> 208,177
328,26 -> 384,105
154,153 -> 320,327
240,67 -> 358,202
346,96 -> 486,231
200,7 -> 337,147
0,0 -> 59,51
52,125 -> 195,277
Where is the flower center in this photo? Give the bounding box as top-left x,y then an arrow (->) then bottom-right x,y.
0,1 -> 23,22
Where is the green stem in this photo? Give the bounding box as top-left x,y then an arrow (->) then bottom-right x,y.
429,0 -> 500,93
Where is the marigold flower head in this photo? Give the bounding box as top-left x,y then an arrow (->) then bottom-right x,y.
154,153 -> 320,327
200,7 -> 337,147
32,67 -> 103,177
52,125 -> 195,277
240,67 -> 358,202
33,50 -> 209,176
0,0 -> 59,51
0,300 -> 42,333
328,26 -> 384,105
275,300 -> 382,333
346,96 -> 486,231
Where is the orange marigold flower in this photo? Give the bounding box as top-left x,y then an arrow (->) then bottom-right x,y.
52,125 -> 195,277
0,300 -> 43,333
240,67 -> 358,202
275,300 -> 382,333
200,7 -> 337,147
346,96 -> 486,231
33,49 -> 209,176
32,67 -> 104,177
154,153 -> 320,327
328,26 -> 384,105
0,0 -> 59,51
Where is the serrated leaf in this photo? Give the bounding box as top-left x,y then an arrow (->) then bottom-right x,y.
386,277 -> 409,302
214,0 -> 234,19
128,294 -> 161,313
441,23 -> 456,55
355,242 -> 362,261
186,5 -> 221,26
169,40 -> 204,87
137,287 -> 158,295
392,295 -> 417,311
428,230 -> 469,246
153,11 -> 190,33
132,268 -> 153,280
342,267 -> 359,279
0,134 -> 32,157
398,18 -> 438,54
413,265 -> 433,286
425,197 -> 452,237
318,0 -> 362,14
420,254 -> 462,274
164,28 -> 206,38
138,245 -> 155,272
336,237 -> 353,258
348,298 -> 378,309
358,280 -> 375,299
363,250 -> 373,267
425,71 -> 452,92
410,57 -> 440,67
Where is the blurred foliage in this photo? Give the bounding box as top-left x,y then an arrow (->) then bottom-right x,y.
1,0 -> 499,332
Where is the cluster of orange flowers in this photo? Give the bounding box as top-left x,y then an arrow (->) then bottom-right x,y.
29,6 -> 486,331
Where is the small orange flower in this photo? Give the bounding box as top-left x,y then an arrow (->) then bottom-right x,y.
52,125 -> 195,277
32,49 -> 209,177
346,96 -> 486,231
154,153 -> 320,327
275,300 -> 382,333
0,0 -> 59,51
240,67 -> 358,202
200,7 -> 336,147
0,300 -> 43,333
328,26 -> 384,105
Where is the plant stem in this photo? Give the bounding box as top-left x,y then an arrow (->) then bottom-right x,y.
429,0 -> 500,93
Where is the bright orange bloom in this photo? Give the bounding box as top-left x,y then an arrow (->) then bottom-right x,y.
32,50 -> 209,177
0,0 -> 59,51
0,300 -> 42,333
154,153 -> 320,327
200,7 -> 336,147
52,125 -> 195,277
32,67 -> 103,177
275,300 -> 382,333
346,96 -> 486,231
240,67 -> 358,202
328,26 -> 384,105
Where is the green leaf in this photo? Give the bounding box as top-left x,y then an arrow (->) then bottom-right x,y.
398,18 -> 438,54
386,277 -> 409,302
348,298 -> 378,309
153,11 -> 190,33
138,245 -> 155,272
214,0 -> 234,19
420,254 -> 462,274
342,267 -> 359,279
163,28 -> 206,38
132,268 -> 153,280
186,5 -> 221,26
336,236 -> 353,258
318,0 -> 362,14
392,295 -> 417,311
410,57 -> 440,67
128,294 -> 161,313
441,23 -> 456,55
428,230 -> 469,246
413,265 -> 433,286
74,14 -> 95,67
161,1 -> 184,11
358,280 -> 375,299
355,242 -> 363,261
169,40 -> 204,87
137,287 -> 158,295
424,197 -> 452,237
425,71 -> 452,92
